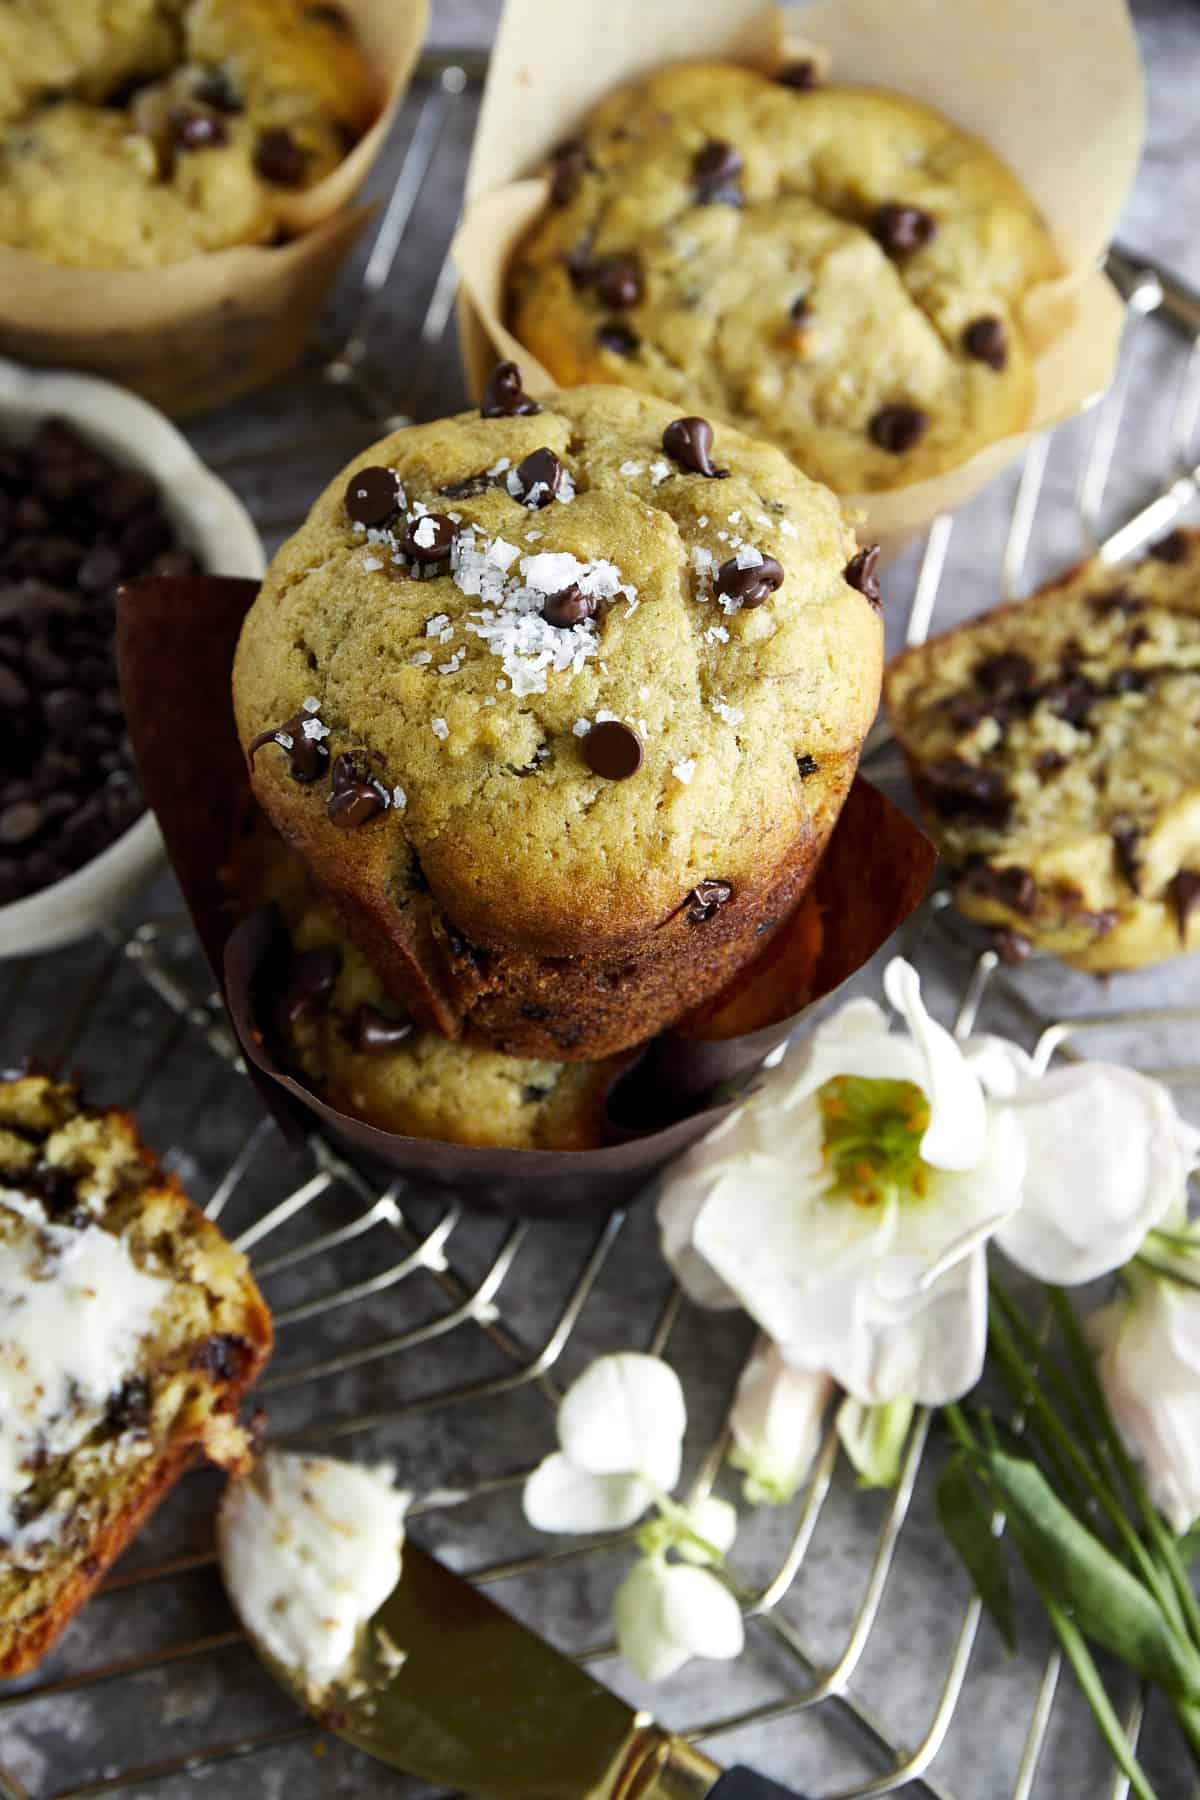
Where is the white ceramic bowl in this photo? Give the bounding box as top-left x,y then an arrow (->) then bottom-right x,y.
0,357 -> 266,959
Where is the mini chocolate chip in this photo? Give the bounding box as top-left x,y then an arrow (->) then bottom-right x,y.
190,1333 -> 252,1382
542,583 -> 596,627
1035,749 -> 1067,778
975,651 -> 1034,695
349,1004 -> 413,1052
594,255 -> 642,308
1149,529 -> 1190,564
990,927 -> 1033,965
796,752 -> 819,778
715,553 -> 784,610
923,756 -> 1010,823
777,59 -> 819,89
169,106 -> 228,151
871,203 -> 937,255
345,465 -> 401,526
1108,668 -> 1147,695
510,448 -> 566,508
844,545 -> 882,606
1112,822 -> 1143,892
686,879 -> 733,923
1169,870 -> 1200,941
1089,588 -> 1143,617
596,321 -> 640,356
402,512 -> 456,561
692,139 -> 743,204
869,405 -> 929,454
283,946 -> 341,1024
583,719 -> 643,780
328,779 -> 386,828
1043,677 -> 1098,728
192,69 -> 242,113
247,710 -> 329,783
106,1377 -> 151,1433
963,862 -> 1037,915
549,144 -> 588,206
253,127 -> 308,187
963,315 -> 1008,370
662,416 -> 727,478
481,361 -> 540,418
439,472 -> 493,499
789,294 -> 813,323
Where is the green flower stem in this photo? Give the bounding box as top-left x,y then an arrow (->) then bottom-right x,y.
1050,1288 -> 1200,1658
647,1491 -> 727,1567
1133,1251 -> 1200,1293
1034,1582 -> 1158,1800
990,1279 -> 1109,1458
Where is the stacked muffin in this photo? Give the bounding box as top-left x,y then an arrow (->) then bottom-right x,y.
231,375 -> 883,1146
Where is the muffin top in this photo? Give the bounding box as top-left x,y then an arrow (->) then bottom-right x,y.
0,0 -> 375,269
232,380 -> 882,957
507,63 -> 1061,494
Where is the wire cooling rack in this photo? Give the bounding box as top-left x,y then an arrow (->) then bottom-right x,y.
3,50 -> 1200,1800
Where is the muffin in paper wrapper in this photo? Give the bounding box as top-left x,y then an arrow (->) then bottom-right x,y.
0,0 -> 428,418
452,0 -> 1143,551
117,574 -> 934,1217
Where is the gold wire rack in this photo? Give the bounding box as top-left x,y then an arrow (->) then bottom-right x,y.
2,51 -> 1200,1800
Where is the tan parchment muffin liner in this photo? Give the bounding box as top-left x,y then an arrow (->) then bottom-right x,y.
452,0 -> 1144,549
0,0 -> 429,418
117,574 -> 935,1218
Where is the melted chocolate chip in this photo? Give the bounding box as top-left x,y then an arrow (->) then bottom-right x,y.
345,464 -> 401,527
328,778 -> 386,828
715,553 -> 784,610
1112,822 -> 1143,892
777,59 -> 819,89
1149,529 -> 1190,564
596,321 -> 640,356
190,1333 -> 253,1383
975,650 -> 1034,696
1089,588 -> 1143,617
1108,668 -> 1147,695
253,127 -> 308,186
349,1004 -> 413,1052
963,315 -> 1008,370
923,756 -> 1010,823
510,448 -> 566,508
1169,870 -> 1200,941
796,752 -> 819,778
401,513 -> 456,562
593,255 -> 643,309
481,361 -> 541,418
692,140 -> 743,205
521,1083 -> 551,1104
169,106 -> 228,151
963,862 -> 1037,915
687,879 -> 733,923
283,945 -> 341,1024
549,143 -> 588,206
542,583 -> 596,628
844,545 -> 882,606
989,927 -> 1033,965
789,294 -> 813,323
583,719 -> 643,780
871,203 -> 937,255
662,416 -> 727,478
106,1377 -> 151,1433
869,405 -> 929,454
247,711 -> 329,783
1043,676 -> 1098,728
192,69 -> 242,113
439,472 -> 493,500
1035,749 -> 1067,779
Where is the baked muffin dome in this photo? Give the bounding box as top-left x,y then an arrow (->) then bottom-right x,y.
0,0 -> 376,269
507,64 -> 1061,494
232,381 -> 882,1059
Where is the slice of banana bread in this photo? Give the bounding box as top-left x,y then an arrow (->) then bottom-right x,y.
0,1074 -> 272,1677
885,531 -> 1200,969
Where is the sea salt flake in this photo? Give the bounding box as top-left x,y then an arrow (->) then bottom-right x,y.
487,537 -> 520,570
409,650 -> 433,665
735,545 -> 764,569
649,460 -> 671,486
486,456 -> 511,477
302,696 -> 321,713
525,529 -> 544,542
301,718 -> 330,741
572,718 -> 590,737
425,614 -> 450,637
596,708 -> 620,724
413,517 -> 439,550
728,510 -> 742,524
712,698 -> 744,727
392,786 -> 407,810
438,626 -> 455,644
780,518 -> 799,538
672,758 -> 697,785
431,718 -> 449,740
698,515 -> 709,528
362,555 -> 384,572
619,460 -> 644,476
274,731 -> 294,750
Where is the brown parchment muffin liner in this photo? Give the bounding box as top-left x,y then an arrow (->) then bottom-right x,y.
452,0 -> 1143,550
118,574 -> 934,1216
0,0 -> 429,419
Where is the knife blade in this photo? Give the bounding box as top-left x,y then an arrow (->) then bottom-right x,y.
241,1537 -> 809,1800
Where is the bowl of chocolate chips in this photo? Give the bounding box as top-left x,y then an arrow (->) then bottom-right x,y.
0,358 -> 263,957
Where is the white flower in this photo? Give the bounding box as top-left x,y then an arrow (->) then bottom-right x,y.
969,1038 -> 1200,1285
613,1555 -> 744,1682
657,959 -> 1026,1405
728,1340 -> 832,1505
523,1354 -> 684,1533
1090,1244 -> 1200,1534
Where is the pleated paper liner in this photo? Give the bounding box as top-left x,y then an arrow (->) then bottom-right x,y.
0,0 -> 429,418
451,0 -> 1144,550
118,574 -> 934,1217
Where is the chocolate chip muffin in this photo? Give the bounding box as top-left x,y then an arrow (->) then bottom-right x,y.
507,63 -> 1061,494
232,377 -> 882,1059
885,532 -> 1200,970
0,0 -> 376,269
238,822 -> 630,1149
0,1071 -> 271,1675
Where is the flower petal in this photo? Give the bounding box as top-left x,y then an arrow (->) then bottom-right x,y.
614,1558 -> 690,1682
728,1341 -> 832,1505
836,1394 -> 915,1489
1092,1270 -> 1200,1534
522,1452 -> 653,1534
883,958 -> 987,1170
557,1354 -> 685,1491
996,1064 -> 1190,1284
658,1563 -> 745,1662
657,1163 -> 741,1309
807,1244 -> 989,1406
676,1494 -> 738,1565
